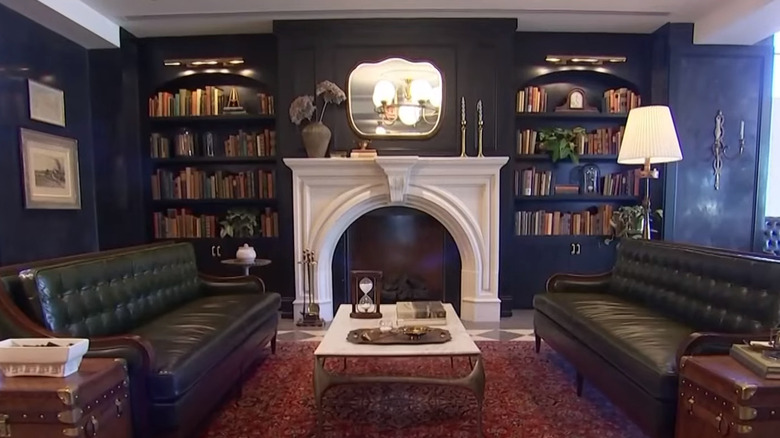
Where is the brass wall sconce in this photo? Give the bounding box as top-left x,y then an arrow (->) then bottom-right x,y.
545,55 -> 626,65
711,110 -> 745,190
163,57 -> 245,67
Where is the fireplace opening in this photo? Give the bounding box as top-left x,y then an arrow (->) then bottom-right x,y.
331,206 -> 462,314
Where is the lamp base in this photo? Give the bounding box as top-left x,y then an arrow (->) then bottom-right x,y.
639,158 -> 659,240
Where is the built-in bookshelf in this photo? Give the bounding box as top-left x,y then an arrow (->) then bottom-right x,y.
152,207 -> 279,239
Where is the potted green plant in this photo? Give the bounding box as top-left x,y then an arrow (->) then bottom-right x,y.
219,209 -> 260,238
537,127 -> 586,163
607,205 -> 663,241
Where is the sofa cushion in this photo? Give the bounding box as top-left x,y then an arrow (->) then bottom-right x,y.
534,292 -> 695,399
610,239 -> 780,333
133,292 -> 281,401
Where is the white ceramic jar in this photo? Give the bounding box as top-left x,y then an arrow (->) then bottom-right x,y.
236,244 -> 256,261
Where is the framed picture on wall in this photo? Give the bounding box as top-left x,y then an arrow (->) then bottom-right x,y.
27,79 -> 65,127
19,128 -> 81,210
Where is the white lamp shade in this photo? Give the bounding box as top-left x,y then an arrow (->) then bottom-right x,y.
429,85 -> 442,108
372,80 -> 396,108
617,105 -> 683,165
410,79 -> 432,103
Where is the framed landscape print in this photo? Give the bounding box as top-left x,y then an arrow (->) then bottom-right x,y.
19,128 -> 81,209
28,79 -> 65,127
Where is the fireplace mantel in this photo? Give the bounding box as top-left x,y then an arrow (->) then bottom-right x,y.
284,156 -> 508,321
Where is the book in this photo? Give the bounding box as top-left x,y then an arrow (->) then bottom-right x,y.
396,301 -> 447,326
729,344 -> 780,379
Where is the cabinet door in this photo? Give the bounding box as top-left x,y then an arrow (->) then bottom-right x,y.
510,237 -> 616,308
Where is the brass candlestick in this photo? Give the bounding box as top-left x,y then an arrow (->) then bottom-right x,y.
476,99 -> 484,157
460,97 -> 467,157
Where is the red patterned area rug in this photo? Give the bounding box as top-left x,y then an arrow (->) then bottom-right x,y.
200,342 -> 648,438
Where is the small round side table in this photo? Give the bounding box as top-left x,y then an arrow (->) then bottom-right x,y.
220,258 -> 272,292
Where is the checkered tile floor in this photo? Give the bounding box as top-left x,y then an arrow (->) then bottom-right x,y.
276,310 -> 535,342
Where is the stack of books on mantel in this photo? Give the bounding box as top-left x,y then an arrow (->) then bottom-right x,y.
396,301 -> 447,326
730,344 -> 780,379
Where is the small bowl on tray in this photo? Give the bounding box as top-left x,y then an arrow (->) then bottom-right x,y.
400,325 -> 430,339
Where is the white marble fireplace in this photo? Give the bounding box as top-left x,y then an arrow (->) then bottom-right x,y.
284,156 -> 508,322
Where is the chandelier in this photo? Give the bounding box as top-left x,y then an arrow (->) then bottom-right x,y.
372,78 -> 442,132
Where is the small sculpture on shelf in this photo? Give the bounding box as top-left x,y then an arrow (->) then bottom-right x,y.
223,87 -> 246,114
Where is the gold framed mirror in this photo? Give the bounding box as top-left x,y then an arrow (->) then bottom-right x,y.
347,57 -> 444,139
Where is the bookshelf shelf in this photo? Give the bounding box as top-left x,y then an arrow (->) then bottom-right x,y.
515,154 -> 619,162
513,234 -> 612,240
152,199 -> 277,206
153,237 -> 278,242
151,156 -> 277,166
515,112 -> 627,122
515,195 -> 639,202
150,114 -> 275,124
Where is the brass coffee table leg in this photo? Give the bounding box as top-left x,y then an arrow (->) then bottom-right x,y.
313,354 -> 485,436
313,356 -> 332,437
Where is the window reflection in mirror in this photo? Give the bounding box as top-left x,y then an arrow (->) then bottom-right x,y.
347,58 -> 443,139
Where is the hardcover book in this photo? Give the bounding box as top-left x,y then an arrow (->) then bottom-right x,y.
396,301 -> 447,326
729,344 -> 780,379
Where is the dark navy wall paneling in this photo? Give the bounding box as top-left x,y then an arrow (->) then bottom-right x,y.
660,24 -> 773,251
89,30 -> 147,250
0,4 -> 97,264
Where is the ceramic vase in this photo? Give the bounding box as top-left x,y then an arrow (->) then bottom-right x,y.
301,121 -> 331,158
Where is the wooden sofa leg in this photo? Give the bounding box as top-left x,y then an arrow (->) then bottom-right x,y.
576,372 -> 584,397
271,330 -> 277,354
534,332 -> 541,353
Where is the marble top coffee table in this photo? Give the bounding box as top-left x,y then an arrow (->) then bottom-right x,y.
313,304 -> 485,436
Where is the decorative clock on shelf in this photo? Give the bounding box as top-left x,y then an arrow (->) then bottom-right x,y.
350,270 -> 383,319
556,88 -> 597,112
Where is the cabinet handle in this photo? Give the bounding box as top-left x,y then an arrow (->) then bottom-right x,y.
216,245 -> 222,257
570,243 -> 576,255
211,245 -> 215,257
576,243 -> 582,255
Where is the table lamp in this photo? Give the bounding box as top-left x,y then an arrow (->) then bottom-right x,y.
617,105 -> 683,239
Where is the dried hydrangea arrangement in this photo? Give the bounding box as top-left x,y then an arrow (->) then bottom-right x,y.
288,80 -> 346,126
289,95 -> 315,126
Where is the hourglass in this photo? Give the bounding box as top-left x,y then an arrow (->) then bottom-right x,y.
349,270 -> 382,319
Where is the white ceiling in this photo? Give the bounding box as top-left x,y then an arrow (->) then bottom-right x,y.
15,0 -> 780,46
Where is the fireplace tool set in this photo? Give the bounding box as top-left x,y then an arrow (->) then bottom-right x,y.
296,249 -> 324,327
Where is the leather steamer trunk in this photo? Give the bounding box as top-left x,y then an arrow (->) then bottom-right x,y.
676,355 -> 780,438
0,358 -> 132,438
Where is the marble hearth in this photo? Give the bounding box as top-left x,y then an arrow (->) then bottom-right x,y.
284,156 -> 508,322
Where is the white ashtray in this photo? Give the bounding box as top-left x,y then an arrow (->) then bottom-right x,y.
0,338 -> 89,377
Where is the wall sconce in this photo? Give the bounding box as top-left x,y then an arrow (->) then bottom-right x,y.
372,78 -> 441,126
545,55 -> 626,65
163,57 -> 245,67
711,110 -> 745,190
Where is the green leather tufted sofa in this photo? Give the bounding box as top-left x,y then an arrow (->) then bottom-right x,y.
0,242 -> 280,438
533,239 -> 780,438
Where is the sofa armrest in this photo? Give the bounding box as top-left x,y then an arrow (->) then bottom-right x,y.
199,273 -> 266,295
545,271 -> 612,294
676,332 -> 769,365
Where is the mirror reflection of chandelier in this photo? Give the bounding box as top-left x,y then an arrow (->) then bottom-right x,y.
372,78 -> 442,132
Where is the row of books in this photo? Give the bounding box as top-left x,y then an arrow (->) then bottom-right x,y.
513,168 -> 642,198
151,168 -> 276,200
516,86 -> 548,113
516,126 -> 625,156
149,86 -> 227,117
514,205 -> 615,236
515,86 -> 641,114
149,129 -> 277,159
153,209 -> 220,239
603,88 -> 641,114
257,93 -> 275,116
152,208 -> 280,239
